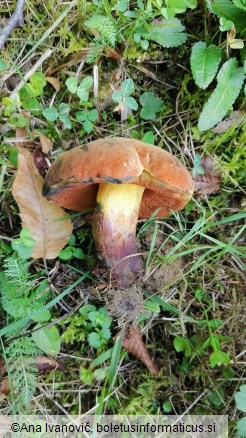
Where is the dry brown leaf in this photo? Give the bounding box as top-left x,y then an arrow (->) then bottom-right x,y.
194,156 -> 221,195
0,378 -> 10,397
46,76 -> 61,92
33,145 -> 50,174
116,323 -> 159,376
38,132 -> 53,154
12,149 -> 73,259
35,355 -> 65,372
212,111 -> 246,134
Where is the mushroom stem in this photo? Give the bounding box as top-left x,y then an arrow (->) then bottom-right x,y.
92,182 -> 145,288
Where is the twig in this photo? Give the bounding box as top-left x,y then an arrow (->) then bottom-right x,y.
0,0 -> 26,50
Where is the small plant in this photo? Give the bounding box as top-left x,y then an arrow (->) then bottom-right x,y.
58,234 -> 84,261
11,227 -> 36,260
65,75 -> 94,101
191,154 -> 204,178
76,109 -> 99,133
42,103 -> 72,129
140,91 -> 163,120
112,78 -> 138,111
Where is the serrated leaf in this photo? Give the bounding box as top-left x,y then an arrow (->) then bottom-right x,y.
66,77 -> 78,93
191,42 -> 221,89
124,96 -> 138,110
235,386 -> 246,412
198,58 -> 245,131
210,350 -> 230,368
145,18 -> 187,48
211,0 -> 246,35
121,78 -> 135,97
42,107 -> 58,122
12,149 -> 72,259
32,323 -> 61,355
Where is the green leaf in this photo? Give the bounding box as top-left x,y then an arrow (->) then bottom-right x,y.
100,327 -> 111,340
83,119 -> 94,133
66,77 -> 78,93
211,0 -> 246,35
85,15 -> 117,46
93,368 -> 107,380
9,113 -> 28,128
145,18 -> 187,48
174,336 -> 192,357
59,247 -> 74,260
219,16 -> 234,30
191,42 -> 221,89
2,96 -> 18,116
80,76 -> 94,91
185,0 -> 197,7
11,241 -> 33,259
88,109 -> 99,122
198,58 -> 245,131
73,248 -> 84,259
59,116 -> 72,129
42,107 -> 59,121
142,131 -> 155,144
210,337 -> 221,350
32,309 -> 51,323
208,387 -> 225,407
115,0 -> 129,12
232,0 -> 246,11
237,417 -> 246,437
112,90 -> 122,103
77,88 -> 89,101
124,96 -> 138,110
210,350 -> 230,368
32,324 -> 61,355
76,111 -> 87,122
80,367 -> 93,385
121,78 -> 135,97
22,97 -> 42,114
166,0 -> 187,13
140,91 -> 163,120
0,58 -> 8,71
88,332 -> 101,349
79,304 -> 96,316
30,72 -> 47,90
235,386 -> 246,412
59,103 -> 70,117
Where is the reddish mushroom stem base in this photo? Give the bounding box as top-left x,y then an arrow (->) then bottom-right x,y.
92,182 -> 145,288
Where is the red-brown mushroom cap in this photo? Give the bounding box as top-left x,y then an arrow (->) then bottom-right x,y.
43,137 -> 194,217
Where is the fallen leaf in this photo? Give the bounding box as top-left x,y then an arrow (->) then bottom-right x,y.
46,76 -> 61,92
0,378 -> 10,396
38,132 -> 53,154
34,356 -> 65,372
212,111 -> 246,134
106,47 -> 121,62
115,323 -> 159,376
194,156 -> 222,195
12,149 -> 73,259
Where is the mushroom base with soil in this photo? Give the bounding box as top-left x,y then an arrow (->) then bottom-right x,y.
92,182 -> 145,288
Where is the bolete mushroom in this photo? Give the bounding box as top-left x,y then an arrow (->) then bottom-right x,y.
43,137 -> 194,288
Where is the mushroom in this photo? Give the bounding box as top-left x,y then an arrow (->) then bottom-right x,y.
43,137 -> 194,288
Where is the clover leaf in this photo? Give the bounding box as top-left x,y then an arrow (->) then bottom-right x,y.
140,91 -> 163,120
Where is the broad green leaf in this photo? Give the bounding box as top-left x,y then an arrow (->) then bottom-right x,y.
88,332 -> 101,349
142,131 -> 155,144
145,18 -> 187,48
174,336 -> 192,357
42,107 -> 59,121
198,58 -> 245,131
77,88 -> 89,101
191,42 -> 221,89
211,0 -> 246,35
22,97 -> 42,114
140,91 -> 163,120
59,247 -> 74,260
209,350 -> 230,368
112,90 -> 122,103
32,309 -> 51,323
80,75 -> 93,90
32,323 -> 61,355
100,327 -> 111,340
219,16 -> 234,30
115,0 -> 129,12
9,113 -> 28,128
93,368 -> 107,380
59,116 -> 72,129
166,0 -> 187,13
59,103 -> 70,117
233,0 -> 246,10
236,417 -> 246,437
88,109 -> 99,122
235,385 -> 246,412
124,96 -> 138,110
185,0 -> 197,7
76,111 -> 87,121
121,78 -> 135,97
66,77 -> 78,93
83,119 -> 94,133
